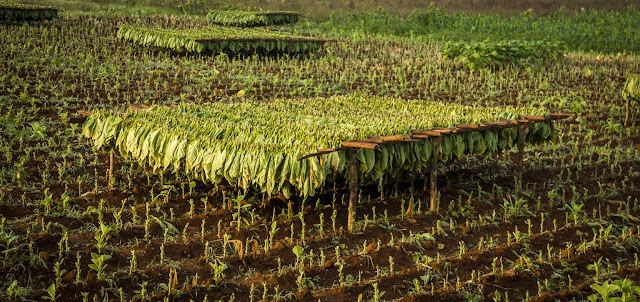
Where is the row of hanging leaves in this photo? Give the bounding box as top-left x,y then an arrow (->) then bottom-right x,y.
206,10 -> 300,27
83,95 -> 554,199
116,25 -> 325,55
0,1 -> 58,21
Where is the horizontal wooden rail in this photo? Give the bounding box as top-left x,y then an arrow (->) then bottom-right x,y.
342,141 -> 380,149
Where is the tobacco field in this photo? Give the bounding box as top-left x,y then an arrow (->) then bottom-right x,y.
1,3 -> 640,302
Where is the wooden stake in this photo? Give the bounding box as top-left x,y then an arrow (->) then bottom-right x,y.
109,150 -> 114,191
348,149 -> 358,232
625,98 -> 630,127
517,124 -> 529,192
430,136 -> 442,212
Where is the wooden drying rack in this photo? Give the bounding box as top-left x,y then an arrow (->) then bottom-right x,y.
296,112 -> 576,231
74,107 -> 576,232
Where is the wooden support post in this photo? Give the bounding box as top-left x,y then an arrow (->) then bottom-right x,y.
108,149 -> 114,191
430,136 -> 442,212
347,149 -> 358,232
516,124 -> 529,193
625,99 -> 630,127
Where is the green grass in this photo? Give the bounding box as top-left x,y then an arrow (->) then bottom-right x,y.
305,5 -> 640,54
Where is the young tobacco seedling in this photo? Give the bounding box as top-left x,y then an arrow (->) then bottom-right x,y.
88,253 -> 111,281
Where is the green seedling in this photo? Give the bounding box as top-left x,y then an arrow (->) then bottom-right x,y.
88,253 -> 111,281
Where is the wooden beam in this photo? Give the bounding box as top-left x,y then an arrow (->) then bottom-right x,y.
456,124 -> 481,129
348,149 -> 358,232
412,134 -> 434,139
519,115 -> 547,121
411,130 -> 441,136
342,141 -> 379,149
317,147 -> 351,153
297,147 -> 351,161
78,110 -> 92,116
432,127 -> 458,134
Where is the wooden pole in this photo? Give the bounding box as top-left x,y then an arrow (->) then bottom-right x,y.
625,99 -> 630,127
109,150 -> 114,191
348,149 -> 358,232
430,136 -> 442,212
517,124 -> 529,193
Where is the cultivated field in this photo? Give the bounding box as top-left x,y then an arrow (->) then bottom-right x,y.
1,3 -> 640,302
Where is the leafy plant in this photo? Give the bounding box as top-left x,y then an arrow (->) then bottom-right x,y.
441,39 -> 565,70
588,278 -> 640,302
94,222 -> 113,253
0,231 -> 23,264
563,200 -> 584,226
209,259 -> 228,285
41,284 -> 59,301
292,245 -> 303,268
88,253 -> 111,281
622,74 -> 640,126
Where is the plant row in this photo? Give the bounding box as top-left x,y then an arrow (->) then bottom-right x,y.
440,39 -> 565,70
206,9 -> 300,27
0,1 -> 58,21
116,25 -> 327,56
82,94 -> 553,199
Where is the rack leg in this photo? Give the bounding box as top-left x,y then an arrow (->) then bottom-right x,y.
517,125 -> 529,193
625,99 -> 630,127
109,150 -> 114,191
348,149 -> 358,232
430,136 -> 442,212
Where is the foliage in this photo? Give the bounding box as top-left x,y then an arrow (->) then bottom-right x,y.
2,9 -> 640,302
206,10 -> 300,27
88,253 -> 112,280
317,6 -> 640,54
440,39 -> 565,70
116,25 -> 326,55
622,74 -> 640,103
83,95 -> 552,198
588,279 -> 640,302
0,1 -> 58,21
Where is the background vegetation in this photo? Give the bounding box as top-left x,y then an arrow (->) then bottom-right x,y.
2,0 -> 640,301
